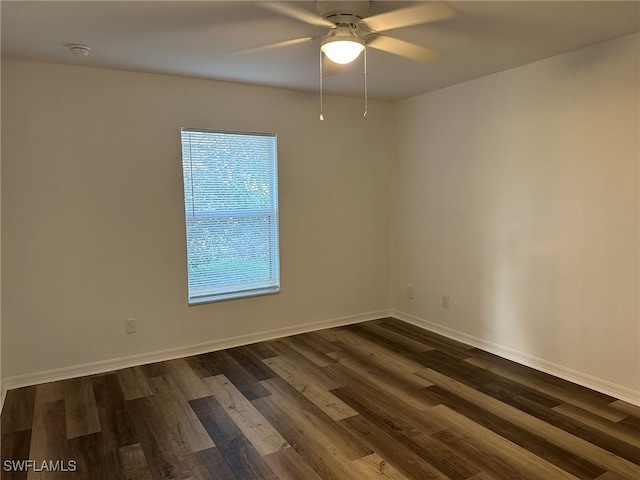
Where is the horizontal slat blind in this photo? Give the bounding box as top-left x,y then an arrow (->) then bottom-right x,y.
181,128 -> 280,303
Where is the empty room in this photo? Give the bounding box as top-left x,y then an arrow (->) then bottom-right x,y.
1,1 -> 639,479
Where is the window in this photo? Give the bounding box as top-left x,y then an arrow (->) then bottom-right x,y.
180,128 -> 280,304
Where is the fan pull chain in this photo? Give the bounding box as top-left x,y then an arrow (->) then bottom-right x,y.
363,46 -> 368,118
319,49 -> 324,121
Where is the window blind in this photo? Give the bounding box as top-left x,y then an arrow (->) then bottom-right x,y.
181,128 -> 280,304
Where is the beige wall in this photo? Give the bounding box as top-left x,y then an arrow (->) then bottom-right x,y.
2,32 -> 638,402
1,60 -> 392,379
0,57 -> 2,405
392,33 -> 639,396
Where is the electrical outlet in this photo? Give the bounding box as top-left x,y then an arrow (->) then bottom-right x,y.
442,295 -> 450,308
125,318 -> 137,334
407,285 -> 414,299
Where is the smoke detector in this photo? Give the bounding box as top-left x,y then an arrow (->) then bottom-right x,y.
67,44 -> 92,56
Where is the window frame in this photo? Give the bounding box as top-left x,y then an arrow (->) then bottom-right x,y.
180,127 -> 280,305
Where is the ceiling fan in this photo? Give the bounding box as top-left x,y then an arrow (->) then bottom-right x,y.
247,1 -> 457,65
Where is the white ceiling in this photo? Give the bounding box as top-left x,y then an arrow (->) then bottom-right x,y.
2,1 -> 638,101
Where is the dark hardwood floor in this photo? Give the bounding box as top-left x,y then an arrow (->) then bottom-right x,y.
2,318 -> 639,479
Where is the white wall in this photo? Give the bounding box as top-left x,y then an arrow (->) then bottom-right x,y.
3,33 -> 639,404
1,60 -> 392,380
0,58 -> 3,408
392,33 -> 639,400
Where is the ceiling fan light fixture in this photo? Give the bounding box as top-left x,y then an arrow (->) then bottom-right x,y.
321,36 -> 364,64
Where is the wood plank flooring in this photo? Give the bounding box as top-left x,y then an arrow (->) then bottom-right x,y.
2,318 -> 639,479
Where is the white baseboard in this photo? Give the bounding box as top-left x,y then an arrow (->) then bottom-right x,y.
5,308 -> 637,407
2,309 -> 392,392
393,310 -> 640,406
0,381 -> 6,415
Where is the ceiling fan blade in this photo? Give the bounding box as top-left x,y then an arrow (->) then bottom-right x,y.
367,35 -> 442,64
236,36 -> 316,55
363,2 -> 456,32
260,2 -> 335,28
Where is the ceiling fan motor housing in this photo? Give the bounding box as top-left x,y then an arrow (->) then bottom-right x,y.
317,0 -> 370,25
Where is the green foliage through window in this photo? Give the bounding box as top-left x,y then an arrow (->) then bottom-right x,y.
181,128 -> 280,303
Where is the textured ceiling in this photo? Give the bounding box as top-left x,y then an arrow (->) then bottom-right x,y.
2,1 -> 639,101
